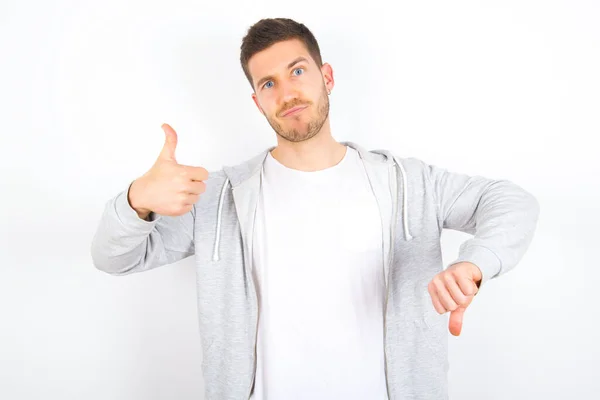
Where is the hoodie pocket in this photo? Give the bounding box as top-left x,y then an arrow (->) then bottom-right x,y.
414,310 -> 450,376
415,306 -> 448,357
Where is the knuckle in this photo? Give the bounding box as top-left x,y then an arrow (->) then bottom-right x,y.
443,272 -> 455,284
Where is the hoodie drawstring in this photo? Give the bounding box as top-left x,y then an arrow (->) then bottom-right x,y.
393,156 -> 413,241
212,177 -> 230,261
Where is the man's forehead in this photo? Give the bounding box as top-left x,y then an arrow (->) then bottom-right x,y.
249,40 -> 313,82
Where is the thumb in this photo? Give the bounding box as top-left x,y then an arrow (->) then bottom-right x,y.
449,306 -> 466,336
158,123 -> 178,161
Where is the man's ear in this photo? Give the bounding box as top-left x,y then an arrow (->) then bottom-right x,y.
320,62 -> 335,93
251,93 -> 265,115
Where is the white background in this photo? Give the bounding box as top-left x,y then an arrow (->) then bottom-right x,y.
1,0 -> 598,399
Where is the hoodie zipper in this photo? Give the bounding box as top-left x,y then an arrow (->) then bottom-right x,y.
383,162 -> 398,400
248,176 -> 261,400
247,266 -> 258,399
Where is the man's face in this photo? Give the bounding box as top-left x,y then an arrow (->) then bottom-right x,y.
249,39 -> 333,143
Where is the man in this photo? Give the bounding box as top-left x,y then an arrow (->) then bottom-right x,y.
91,18 -> 539,400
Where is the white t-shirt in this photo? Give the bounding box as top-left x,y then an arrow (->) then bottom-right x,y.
249,146 -> 388,400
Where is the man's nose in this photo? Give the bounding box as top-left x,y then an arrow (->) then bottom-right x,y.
278,79 -> 300,105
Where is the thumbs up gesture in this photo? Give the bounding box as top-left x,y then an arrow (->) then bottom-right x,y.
427,262 -> 482,336
128,123 -> 209,219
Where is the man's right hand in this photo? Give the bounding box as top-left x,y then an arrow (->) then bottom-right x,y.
128,123 -> 209,220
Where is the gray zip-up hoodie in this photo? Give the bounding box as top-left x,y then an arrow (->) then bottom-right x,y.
91,141 -> 539,400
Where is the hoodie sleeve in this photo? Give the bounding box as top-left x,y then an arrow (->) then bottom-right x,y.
424,162 -> 540,287
90,181 -> 195,276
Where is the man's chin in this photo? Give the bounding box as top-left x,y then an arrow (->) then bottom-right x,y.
285,129 -> 320,143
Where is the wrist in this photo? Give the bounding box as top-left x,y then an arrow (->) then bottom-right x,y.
128,179 -> 152,219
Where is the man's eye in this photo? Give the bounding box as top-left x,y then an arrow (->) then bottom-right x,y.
293,68 -> 304,76
264,81 -> 274,89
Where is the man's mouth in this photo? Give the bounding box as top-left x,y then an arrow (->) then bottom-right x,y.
281,105 -> 308,117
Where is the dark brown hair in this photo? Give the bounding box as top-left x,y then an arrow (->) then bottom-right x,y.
240,18 -> 323,90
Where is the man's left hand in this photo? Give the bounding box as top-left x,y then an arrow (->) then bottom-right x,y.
427,262 -> 482,336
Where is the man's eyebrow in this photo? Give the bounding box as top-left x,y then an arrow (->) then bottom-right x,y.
287,56 -> 309,69
255,56 -> 309,89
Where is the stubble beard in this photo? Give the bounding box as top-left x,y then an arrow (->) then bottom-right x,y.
266,86 -> 330,143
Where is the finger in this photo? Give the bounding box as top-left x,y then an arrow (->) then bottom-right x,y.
456,274 -> 479,297
443,273 -> 469,307
428,280 -> 448,314
462,294 -> 475,310
181,192 -> 200,205
431,293 -> 446,314
182,165 -> 209,182
433,277 -> 458,311
449,307 -> 466,336
184,180 -> 207,195
159,123 -> 178,162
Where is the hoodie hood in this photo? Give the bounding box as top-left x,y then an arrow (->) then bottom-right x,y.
212,141 -> 413,262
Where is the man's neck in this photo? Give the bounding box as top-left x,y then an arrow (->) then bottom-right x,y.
270,131 -> 347,172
